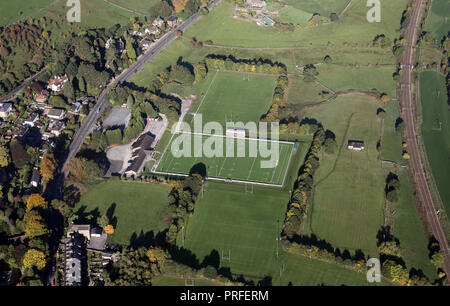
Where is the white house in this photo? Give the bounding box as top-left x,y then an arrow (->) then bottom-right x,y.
347,140 -> 365,151
23,113 -> 39,127
45,108 -> 66,120
47,75 -> 68,92
152,17 -> 164,28
0,103 -> 13,118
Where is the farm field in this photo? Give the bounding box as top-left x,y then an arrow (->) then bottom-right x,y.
419,71 -> 450,214
0,0 -> 52,26
303,93 -> 387,256
156,134 -> 294,185
316,64 -> 397,97
183,0 -> 409,47
426,0 -> 450,40
110,0 -> 158,14
294,48 -> 395,67
284,0 -> 350,16
286,75 -> 332,107
33,0 -> 134,43
131,39 -> 298,88
394,169 -> 436,279
278,5 -> 317,26
74,181 -> 171,246
381,101 -> 404,164
188,71 -> 277,127
182,182 -> 388,285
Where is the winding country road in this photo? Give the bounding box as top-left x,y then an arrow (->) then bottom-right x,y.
400,0 -> 450,278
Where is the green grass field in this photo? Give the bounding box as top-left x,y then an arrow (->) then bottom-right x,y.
426,0 -> 450,40
75,181 -> 171,245
156,134 -> 293,185
394,169 -> 436,279
303,93 -> 387,256
183,0 -> 408,47
284,0 -> 350,16
419,71 -> 450,214
182,182 -> 380,285
33,0 -> 134,43
110,0 -> 158,14
278,5 -> 317,26
188,71 -> 277,127
381,102 -> 404,164
317,64 -> 397,97
0,0 -> 52,26
286,75 -> 332,107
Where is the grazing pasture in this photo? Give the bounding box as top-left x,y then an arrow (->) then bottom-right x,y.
419,71 -> 450,214
75,181 -> 171,246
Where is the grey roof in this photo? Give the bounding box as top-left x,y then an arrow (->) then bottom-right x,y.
25,112 -> 39,122
348,140 -> 365,147
66,258 -> 81,284
30,169 -> 40,183
126,150 -> 147,173
132,133 -> 155,151
47,108 -> 65,118
0,103 -> 12,112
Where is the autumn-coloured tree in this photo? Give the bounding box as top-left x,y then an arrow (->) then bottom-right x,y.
104,224 -> 115,235
26,194 -> 48,211
23,210 -> 49,239
66,157 -> 86,182
173,0 -> 189,12
40,153 -> 58,183
23,249 -> 47,270
147,246 -> 167,269
0,145 -> 10,167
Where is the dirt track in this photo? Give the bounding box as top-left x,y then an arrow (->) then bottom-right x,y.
400,0 -> 450,278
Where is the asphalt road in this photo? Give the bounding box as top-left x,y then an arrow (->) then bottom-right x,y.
0,67 -> 48,103
45,0 -> 222,285
400,0 -> 450,278
62,0 -> 221,175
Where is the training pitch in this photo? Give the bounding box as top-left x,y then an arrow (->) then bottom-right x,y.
155,133 -> 295,186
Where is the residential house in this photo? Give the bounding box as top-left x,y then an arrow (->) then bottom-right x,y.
23,113 -> 39,127
47,75 -> 68,92
0,103 -> 13,118
35,90 -> 49,103
245,0 -> 267,10
45,108 -> 66,120
140,39 -> 155,52
152,17 -> 164,28
64,232 -> 87,286
67,224 -> 108,251
145,26 -> 160,36
130,30 -> 144,37
30,169 -> 40,188
347,140 -> 365,151
166,16 -> 179,28
48,121 -> 65,137
12,126 -> 29,139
